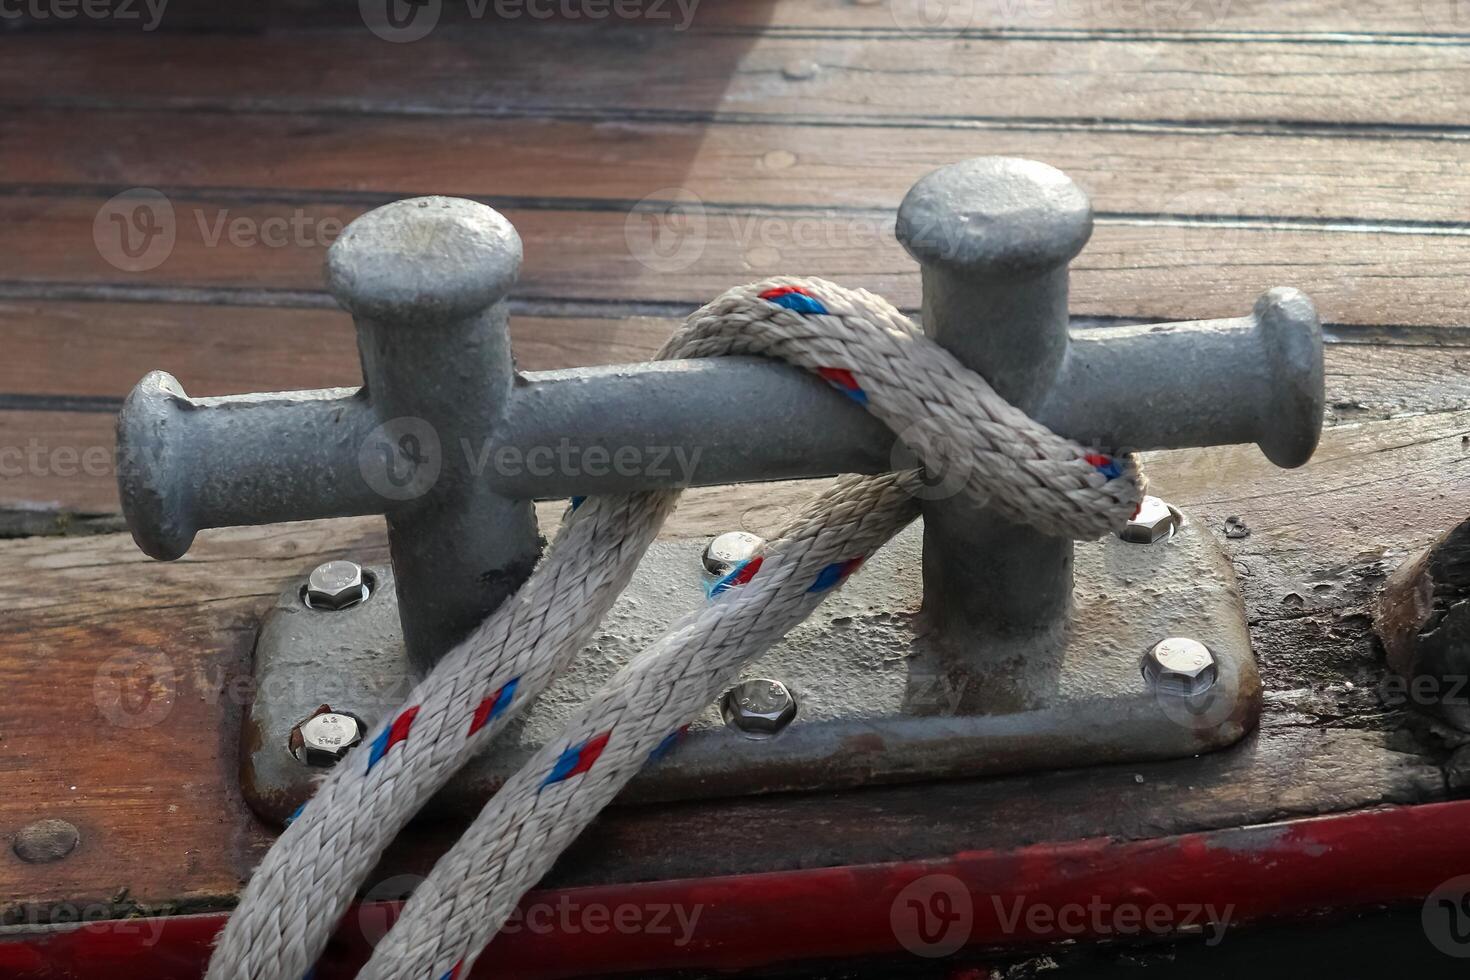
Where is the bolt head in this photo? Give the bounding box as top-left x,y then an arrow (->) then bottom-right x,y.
896,157 -> 1093,278
290,709 -> 364,766
12,819 -> 79,864
305,560 -> 369,610
1119,496 -> 1181,545
1142,637 -> 1218,697
701,531 -> 765,580
721,678 -> 797,738
326,196 -> 522,326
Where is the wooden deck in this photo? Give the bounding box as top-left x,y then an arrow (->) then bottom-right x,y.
2,1 -> 1469,972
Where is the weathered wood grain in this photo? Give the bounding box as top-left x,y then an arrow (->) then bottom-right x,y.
3,29 -> 1469,129
257,0 -> 1470,34
0,412 -> 118,513
243,0 -> 1470,35
7,299 -> 1469,404
10,109 -> 1470,225
690,0 -> 1470,34
1376,518 -> 1470,733
11,0 -> 1376,36
0,301 -> 676,399
6,193 -> 1470,332
4,402 -> 1461,918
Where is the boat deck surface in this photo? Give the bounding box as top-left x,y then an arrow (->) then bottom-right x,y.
1,1 -> 1469,974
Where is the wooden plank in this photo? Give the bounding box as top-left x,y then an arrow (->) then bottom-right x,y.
0,302 -> 675,399
265,0 -> 1470,35
9,108 -> 1470,224
25,0 -> 1466,36
1152,411 -> 1470,605
6,192 -> 1470,330
745,0 -> 1470,34
3,298 -> 1469,408
0,306 -> 676,513
602,0 -> 1470,35
3,403 -> 1462,917
0,412 -> 118,513
2,29 -> 1468,129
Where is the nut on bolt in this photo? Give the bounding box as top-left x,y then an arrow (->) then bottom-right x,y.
289,706 -> 365,766
1142,637 -> 1218,697
1119,496 -> 1182,545
303,559 -> 370,610
701,531 -> 765,581
721,678 -> 797,738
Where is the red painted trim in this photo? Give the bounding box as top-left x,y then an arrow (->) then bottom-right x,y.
5,800 -> 1470,979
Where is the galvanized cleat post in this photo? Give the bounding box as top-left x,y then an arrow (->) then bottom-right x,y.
324,198 -> 542,673
895,158 -> 1323,644
119,197 -> 543,673
895,158 -> 1090,639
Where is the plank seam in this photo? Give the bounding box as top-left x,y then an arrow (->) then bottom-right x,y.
12,99 -> 1470,143
705,26 -> 1470,46
1,282 -> 1468,347
6,184 -> 1470,238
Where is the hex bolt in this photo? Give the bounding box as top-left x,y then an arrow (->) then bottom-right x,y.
1119,496 -> 1182,545
721,678 -> 798,739
701,531 -> 765,581
289,707 -> 365,766
303,560 -> 370,610
1142,637 -> 1219,696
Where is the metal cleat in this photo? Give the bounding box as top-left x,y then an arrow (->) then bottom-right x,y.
116,158 -> 1324,821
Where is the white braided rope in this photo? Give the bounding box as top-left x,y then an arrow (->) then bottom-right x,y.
207,278 -> 1143,980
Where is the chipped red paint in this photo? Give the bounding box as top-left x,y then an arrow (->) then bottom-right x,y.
5,800 -> 1470,979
